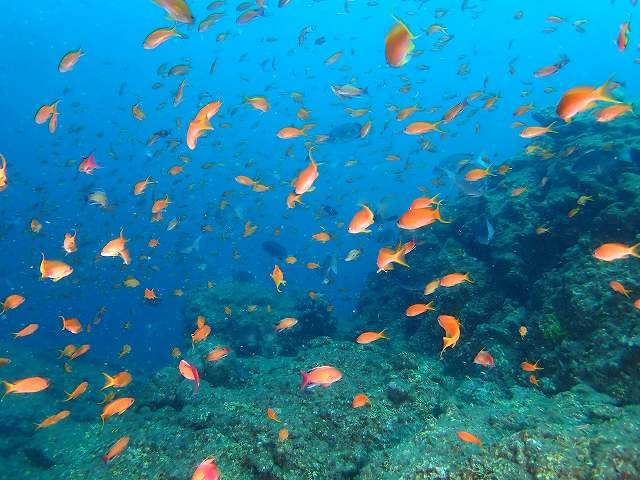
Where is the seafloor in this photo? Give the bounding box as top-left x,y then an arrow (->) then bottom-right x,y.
1,112 -> 640,479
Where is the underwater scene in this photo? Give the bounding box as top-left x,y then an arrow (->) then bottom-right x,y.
1,0 -> 640,478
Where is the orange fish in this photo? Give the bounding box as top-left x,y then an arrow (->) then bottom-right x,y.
464,167 -> 494,182
593,103 -> 632,122
593,243 -> 640,261
473,350 -> 494,368
405,302 -> 435,317
267,407 -> 282,423
101,229 -> 131,265
423,279 -> 439,295
206,346 -> 231,362
439,273 -> 473,287
2,376 -> 49,398
529,375 -> 540,386
178,359 -> 200,394
143,26 -> 187,49
519,326 -> 527,338
102,436 -> 130,463
312,231 -> 332,242
376,241 -> 414,272
404,121 -> 444,135
397,206 -> 450,230
277,125 -> 313,139
101,372 -> 133,390
100,397 -> 135,424
40,254 -> 73,282
152,195 -> 171,214
286,192 -> 304,209
352,393 -> 371,408
275,317 -> 298,332
0,153 -> 7,192
13,323 -> 39,338
609,280 -> 630,297
270,264 -> 286,292
409,194 -> 441,210
521,360 -> 543,372
356,330 -> 387,344
63,230 -> 77,254
293,153 -> 319,194
556,79 -> 620,122
31,219 -> 42,233
457,431 -> 482,446
60,316 -> 83,334
187,100 -> 222,150
144,288 -> 158,300
63,381 -> 88,402
191,458 -> 220,480
348,204 -> 374,234
360,119 -> 372,138
35,410 -> 70,430
35,100 -> 60,124
437,315 -> 460,358
58,49 -> 84,72
519,123 -> 556,138
278,428 -> 289,441
385,16 -> 416,67
1,294 -> 25,314
245,96 -> 269,112
133,176 -> 156,195
192,324 -> 212,347
300,365 -> 342,389
70,344 -> 90,360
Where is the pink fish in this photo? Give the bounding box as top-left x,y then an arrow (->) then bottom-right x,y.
78,152 -> 101,175
178,359 -> 200,394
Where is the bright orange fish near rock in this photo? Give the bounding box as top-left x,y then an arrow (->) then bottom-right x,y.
376,240 -> 415,272
2,376 -> 49,398
473,350 -> 494,368
102,436 -> 130,463
300,365 -> 342,389
356,330 -> 387,344
405,302 -> 435,316
593,104 -> 633,122
352,393 -> 371,408
143,26 -> 187,49
556,78 -> 620,122
270,264 -> 286,292
40,254 -> 73,282
609,281 -> 630,297
437,315 -> 460,358
521,360 -> 543,372
35,410 -> 70,430
191,458 -> 221,480
206,346 -> 231,362
275,317 -> 298,332
593,242 -> 640,261
385,16 -> 416,67
457,431 -> 482,446
58,49 -> 84,72
64,381 -> 88,402
100,397 -> 135,424
397,206 -> 450,230
439,273 -> 474,287
519,123 -> 556,138
267,407 -> 282,423
348,204 -> 374,234
101,230 -> 131,265
101,372 -> 133,390
178,360 -> 200,394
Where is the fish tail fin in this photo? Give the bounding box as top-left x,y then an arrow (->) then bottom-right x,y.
299,370 -> 309,390
434,207 -> 452,224
119,249 -> 131,265
379,329 -> 388,340
435,120 -> 445,133
394,251 -> 409,268
60,316 -> 66,330
547,121 -> 557,133
595,77 -> 622,104
101,373 -> 114,391
465,273 -> 475,284
630,242 -> 640,258
2,381 -> 14,399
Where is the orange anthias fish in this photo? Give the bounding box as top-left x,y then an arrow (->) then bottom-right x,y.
300,365 -> 343,389
267,407 -> 282,423
63,230 -> 77,254
593,104 -> 632,122
78,152 -> 101,174
40,254 -> 73,282
609,281 -> 630,297
245,96 -> 270,112
35,410 -> 70,430
376,240 -> 415,272
101,229 -> 131,265
277,125 -> 313,139
206,346 -> 231,362
35,100 -> 60,125
101,372 -> 133,390
60,316 -> 82,334
191,458 -> 221,480
13,323 -> 39,338
617,21 -> 631,52
312,231 -> 332,242
356,330 -> 387,344
385,16 -> 416,67
521,360 -> 543,372
293,152 -> 319,194
397,206 -> 450,230
593,242 -> 640,261
144,288 -> 158,300
152,195 -> 171,214
556,79 -> 620,122
437,315 -> 460,358
404,121 -> 444,135
439,273 -> 474,287
457,431 -> 482,446
405,302 -> 435,317
2,294 -> 25,314
473,350 -> 494,368
153,0 -> 194,24
143,26 -> 187,49
424,279 -> 440,295
102,436 -> 130,463
348,204 -> 374,234
464,167 -> 494,182
100,397 -> 135,424
187,100 -> 222,150
0,153 -> 7,192
520,123 -> 556,138
133,176 -> 156,195
63,381 -> 88,402
178,360 -> 200,394
3,376 -> 49,398
275,317 -> 298,332
191,324 -> 212,347
270,264 -> 286,292
352,393 -> 371,408
58,49 -> 84,72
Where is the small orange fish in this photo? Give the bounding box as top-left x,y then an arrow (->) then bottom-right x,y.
405,302 -> 435,316
2,377 -> 49,397
348,204 -> 374,234
58,49 -> 84,72
438,315 -> 460,358
101,230 -> 131,265
40,254 -> 73,282
423,279 -> 439,295
293,152 -> 319,194
270,264 -> 286,292
275,317 -> 298,332
245,96 -> 269,112
439,273 -> 473,287
312,231 -> 332,242
206,346 -> 231,362
35,410 -> 70,430
529,375 -> 540,386
1,294 -> 25,314
60,316 -> 83,334
100,397 -> 135,424
609,281 -> 630,297
473,350 -> 494,368
352,393 -> 371,408
464,167 -> 494,182
593,243 -> 640,261
101,372 -> 133,390
519,326 -> 527,338
519,123 -> 556,138
102,436 -> 130,463
144,288 -> 158,300
278,428 -> 289,441
356,330 -> 387,344
457,431 -> 482,446
521,360 -> 543,372
63,381 -> 88,402
267,407 -> 282,423
13,323 -> 39,338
